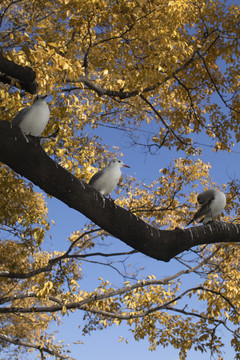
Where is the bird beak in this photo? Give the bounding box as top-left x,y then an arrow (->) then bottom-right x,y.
123,165 -> 130,168
42,95 -> 48,99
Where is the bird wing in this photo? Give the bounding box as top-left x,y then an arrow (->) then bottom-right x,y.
187,195 -> 214,226
89,169 -> 105,185
12,107 -> 31,126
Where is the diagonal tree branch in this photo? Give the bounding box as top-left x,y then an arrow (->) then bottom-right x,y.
139,94 -> 190,146
197,50 -> 240,114
0,52 -> 38,94
0,121 -> 240,263
0,333 -> 74,360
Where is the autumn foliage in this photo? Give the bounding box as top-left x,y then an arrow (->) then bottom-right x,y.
0,0 -> 240,359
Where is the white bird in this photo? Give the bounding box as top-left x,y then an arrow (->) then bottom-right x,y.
187,189 -> 226,226
89,159 -> 130,197
12,95 -> 50,137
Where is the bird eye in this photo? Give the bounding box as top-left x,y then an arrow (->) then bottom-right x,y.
118,160 -> 121,163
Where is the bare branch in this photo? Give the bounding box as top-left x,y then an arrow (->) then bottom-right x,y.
78,249 -> 138,258
80,257 -> 137,280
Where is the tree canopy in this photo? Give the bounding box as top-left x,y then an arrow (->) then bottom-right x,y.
0,0 -> 240,359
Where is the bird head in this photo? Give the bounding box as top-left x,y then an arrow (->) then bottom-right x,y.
34,94 -> 48,103
197,189 -> 216,204
109,159 -> 130,168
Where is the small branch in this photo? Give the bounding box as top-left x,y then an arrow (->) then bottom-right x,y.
0,333 -> 74,360
197,50 -> 239,114
67,75 -> 107,97
69,249 -> 138,259
80,257 -> 137,280
0,0 -> 23,26
130,129 -> 170,155
140,94 -> 190,146
49,228 -> 101,262
78,285 -> 239,324
0,234 -> 137,280
172,74 -> 207,129
0,229 -> 99,279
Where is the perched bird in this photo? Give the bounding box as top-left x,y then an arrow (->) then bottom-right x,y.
89,159 -> 130,197
12,95 -> 50,137
187,189 -> 226,226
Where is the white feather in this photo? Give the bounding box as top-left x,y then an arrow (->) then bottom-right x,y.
12,96 -> 50,136
89,159 -> 129,196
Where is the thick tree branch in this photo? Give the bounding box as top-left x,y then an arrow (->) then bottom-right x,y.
0,52 -> 38,94
0,121 -> 240,262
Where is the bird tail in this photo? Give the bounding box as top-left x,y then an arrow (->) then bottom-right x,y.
187,216 -> 206,226
186,219 -> 193,226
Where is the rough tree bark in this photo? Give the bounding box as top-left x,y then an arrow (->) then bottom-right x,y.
0,121 -> 239,262
0,52 -> 38,94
